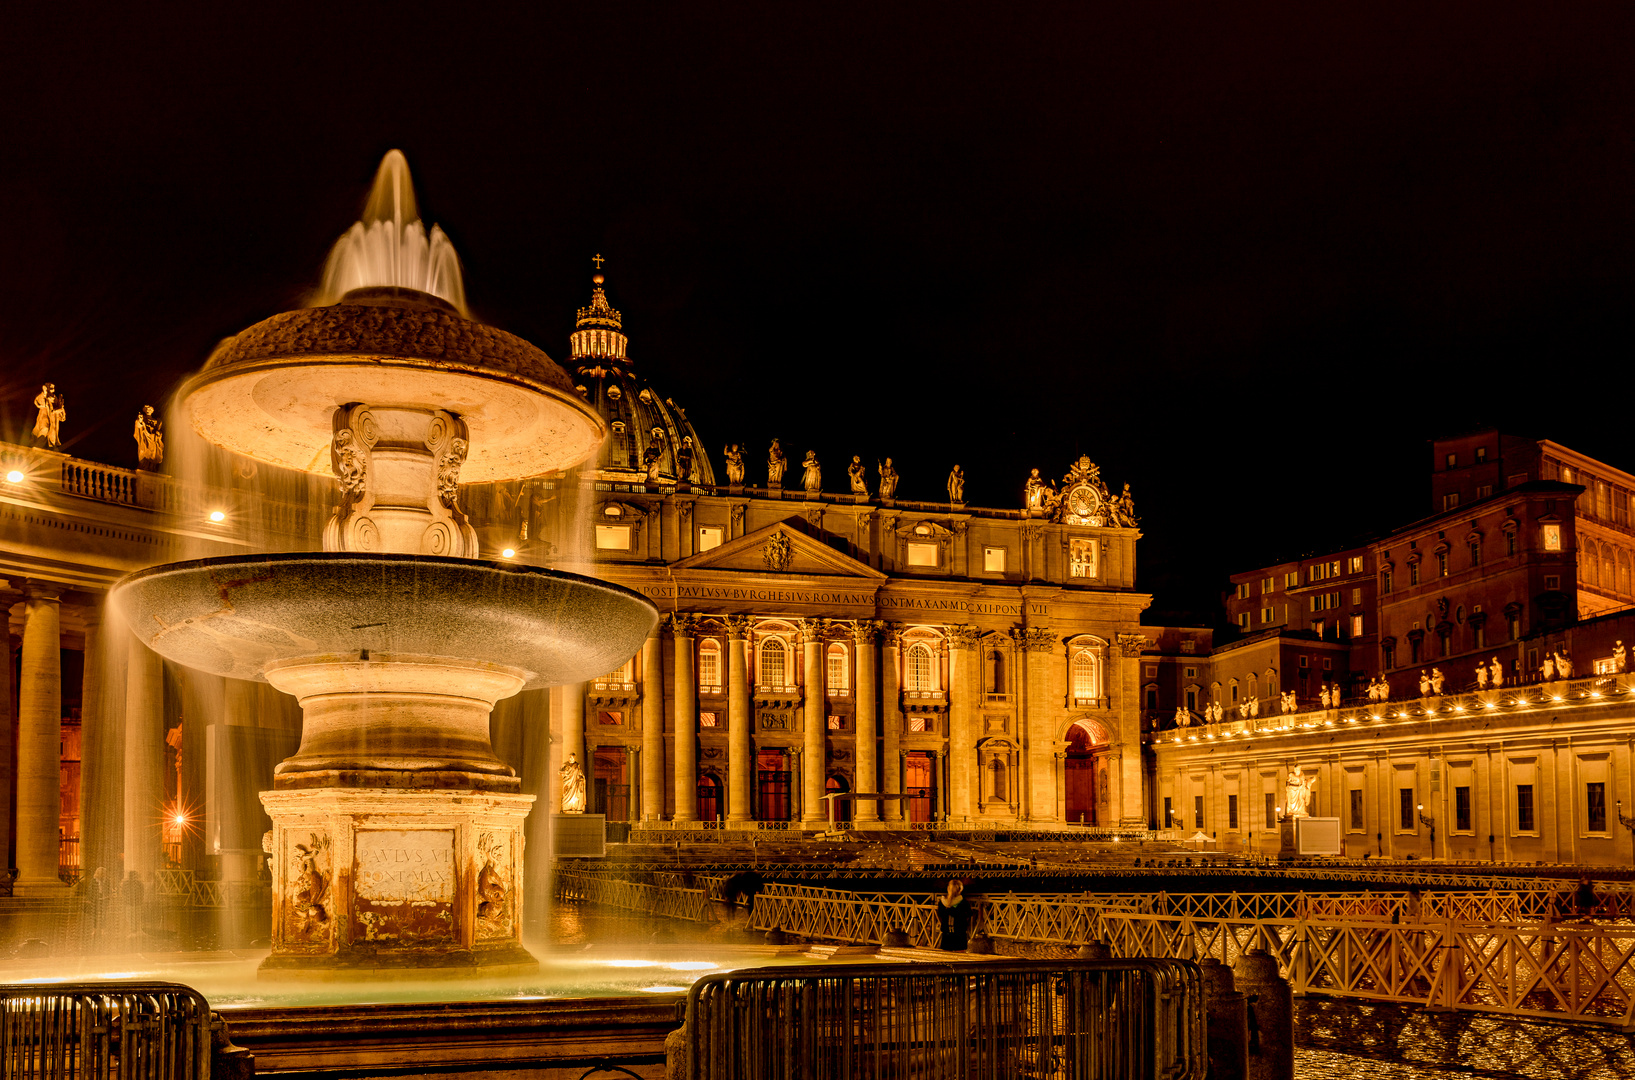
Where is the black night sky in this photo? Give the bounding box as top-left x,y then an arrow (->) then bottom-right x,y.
3,5 -> 1631,623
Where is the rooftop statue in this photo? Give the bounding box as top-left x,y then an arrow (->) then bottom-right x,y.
768,439 -> 786,489
878,457 -> 899,500
134,405 -> 164,470
948,464 -> 965,505
848,455 -> 867,495
802,450 -> 822,493
723,443 -> 745,485
32,384 -> 64,449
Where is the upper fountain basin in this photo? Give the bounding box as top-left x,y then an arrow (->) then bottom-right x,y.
110,552 -> 658,689
183,288 -> 606,482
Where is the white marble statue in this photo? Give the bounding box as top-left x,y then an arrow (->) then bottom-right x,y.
723,443 -> 745,485
1616,641 -> 1628,673
1542,655 -> 1555,681
1431,667 -> 1445,695
802,450 -> 822,493
1024,468 -> 1046,513
848,455 -> 868,495
1418,670 -> 1432,696
878,457 -> 899,500
560,752 -> 586,814
1489,657 -> 1504,688
1249,696 -> 1260,718
134,404 -> 164,469
1555,651 -> 1573,679
948,464 -> 965,504
1476,663 -> 1489,689
1174,706 -> 1190,728
32,384 -> 64,448
1285,771 -> 1317,818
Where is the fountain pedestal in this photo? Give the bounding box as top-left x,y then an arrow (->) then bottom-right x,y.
261,789 -> 535,977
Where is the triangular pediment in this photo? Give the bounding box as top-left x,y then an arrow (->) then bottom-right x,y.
674,518 -> 887,579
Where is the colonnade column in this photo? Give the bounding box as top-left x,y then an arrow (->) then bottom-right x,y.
881,626 -> 902,822
853,620 -> 879,823
0,585 -> 17,872
15,584 -> 67,893
725,616 -> 752,823
124,634 -> 167,881
557,683 -> 585,813
671,614 -> 698,822
640,630 -> 665,821
800,619 -> 826,825
946,624 -> 981,823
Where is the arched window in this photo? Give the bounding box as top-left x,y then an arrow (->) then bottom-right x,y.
1070,649 -> 1098,703
1583,541 -> 1599,585
697,639 -> 721,692
1620,551 -> 1633,596
759,638 -> 788,689
905,643 -> 935,691
826,642 -> 849,697
1266,670 -> 1277,696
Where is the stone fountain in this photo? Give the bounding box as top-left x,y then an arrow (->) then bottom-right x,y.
111,152 -> 657,977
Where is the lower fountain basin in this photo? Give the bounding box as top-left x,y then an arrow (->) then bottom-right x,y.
109,552 -> 658,689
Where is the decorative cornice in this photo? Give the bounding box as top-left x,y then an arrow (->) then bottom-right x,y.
1116,633 -> 1151,657
1014,626 -> 1055,653
947,623 -> 984,649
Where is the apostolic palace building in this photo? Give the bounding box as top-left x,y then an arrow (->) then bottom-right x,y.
4,265 -> 1635,889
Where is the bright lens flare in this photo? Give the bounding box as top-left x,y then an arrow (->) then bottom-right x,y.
208,510 -> 226,522
501,548 -> 516,558
4,470 -> 23,483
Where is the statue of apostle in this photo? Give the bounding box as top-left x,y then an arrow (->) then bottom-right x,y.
560,753 -> 587,814
847,455 -> 868,495
802,450 -> 822,493
134,405 -> 164,470
723,443 -> 745,486
767,439 -> 786,489
878,457 -> 899,500
947,465 -> 965,505
32,384 -> 65,448
1284,771 -> 1316,818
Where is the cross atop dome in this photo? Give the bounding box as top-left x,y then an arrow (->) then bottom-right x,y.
571,256 -> 628,361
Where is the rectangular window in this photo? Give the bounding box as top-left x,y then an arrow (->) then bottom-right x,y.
1516,784 -> 1535,832
1262,577 -> 1275,594
1350,614 -> 1364,637
698,526 -> 724,552
906,541 -> 940,567
1544,575 -> 1560,590
1588,782 -> 1607,832
1381,569 -> 1393,593
1184,666 -> 1197,679
1261,606 -> 1275,623
598,710 -> 623,726
983,546 -> 1006,572
1322,657 -> 1332,671
1351,587 -> 1363,605
1228,794 -> 1239,829
1469,541 -> 1481,565
1348,556 -> 1364,574
699,711 -> 718,728
827,714 -> 844,731
1455,786 -> 1471,832
1236,583 -> 1251,600
1383,642 -> 1396,668
595,524 -> 633,550
1436,552 -> 1449,578
1473,624 -> 1485,649
1069,538 -> 1097,578
1476,446 -> 1487,463
1445,452 -> 1457,468
1505,532 -> 1517,556
1349,789 -> 1364,829
1238,612 -> 1250,630
1163,797 -> 1173,829
1542,524 -> 1562,552
1265,792 -> 1276,828
1509,615 -> 1521,640
1194,795 -> 1204,829
1443,493 -> 1460,511
1410,563 -> 1420,586
698,646 -> 720,690
1400,788 -> 1415,831
1476,484 -> 1493,499
1285,571 -> 1300,588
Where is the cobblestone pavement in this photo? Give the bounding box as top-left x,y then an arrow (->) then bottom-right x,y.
1298,999 -> 1635,1080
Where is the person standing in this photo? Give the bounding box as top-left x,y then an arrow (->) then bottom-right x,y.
935,879 -> 973,951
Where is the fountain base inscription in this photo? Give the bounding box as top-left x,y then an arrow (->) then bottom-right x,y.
259,789 -> 536,978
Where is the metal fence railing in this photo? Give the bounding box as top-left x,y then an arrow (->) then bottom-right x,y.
0,982 -> 213,1080
683,958 -> 1205,1080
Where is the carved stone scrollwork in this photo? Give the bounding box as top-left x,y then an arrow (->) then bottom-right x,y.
679,501 -> 694,527
668,612 -> 700,637
723,614 -> 752,640
1116,633 -> 1151,657
947,624 -> 984,650
286,831 -> 332,944
881,623 -> 904,648
851,618 -> 883,646
731,504 -> 746,533
1014,626 -> 1056,653
475,831 -> 512,939
323,405 -> 380,552
952,520 -> 969,537
798,617 -> 828,643
764,532 -> 793,572
805,508 -> 823,529
424,410 -> 479,557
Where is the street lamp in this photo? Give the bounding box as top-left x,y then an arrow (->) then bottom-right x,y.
1418,802 -> 1436,860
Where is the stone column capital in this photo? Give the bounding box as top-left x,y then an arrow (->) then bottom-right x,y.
668,612 -> 700,637
1116,632 -> 1152,658
851,618 -> 884,646
723,614 -> 753,640
797,618 -> 827,644
23,581 -> 62,604
947,623 -> 983,650
1014,626 -> 1056,653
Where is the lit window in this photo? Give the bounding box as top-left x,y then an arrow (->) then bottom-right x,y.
905,643 -> 935,691
1071,649 -> 1098,703
826,643 -> 848,697
1070,538 -> 1096,578
1542,524 -> 1562,552
598,710 -> 623,725
596,524 -> 633,550
1443,493 -> 1460,511
698,526 -> 724,552
1347,556 -> 1363,574
983,546 -> 1006,573
1436,552 -> 1448,578
759,638 -> 789,688
699,711 -> 719,728
1516,785 -> 1535,832
906,542 -> 939,567
1238,612 -> 1250,630
827,714 -> 844,731
698,639 -> 721,691
1350,614 -> 1364,637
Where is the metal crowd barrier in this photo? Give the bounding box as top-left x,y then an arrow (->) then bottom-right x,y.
0,982 -> 212,1080
683,958 -> 1204,1080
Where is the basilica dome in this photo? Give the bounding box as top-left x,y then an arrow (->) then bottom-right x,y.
569,266 -> 715,487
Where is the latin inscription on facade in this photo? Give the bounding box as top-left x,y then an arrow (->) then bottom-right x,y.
631,581 -> 1048,619
352,829 -> 455,944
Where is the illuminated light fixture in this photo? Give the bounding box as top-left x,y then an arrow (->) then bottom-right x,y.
1425,707 -> 1436,715
4,470 -> 23,483
1484,702 -> 1497,709
173,813 -> 187,826
1551,696 -> 1563,703
1453,705 -> 1465,712
1591,691 -> 1602,698
208,510 -> 226,522
502,548 -> 516,559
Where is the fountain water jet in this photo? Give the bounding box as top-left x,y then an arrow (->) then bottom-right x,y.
110,152 -> 656,978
